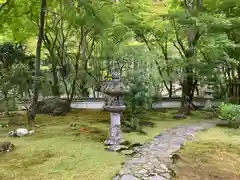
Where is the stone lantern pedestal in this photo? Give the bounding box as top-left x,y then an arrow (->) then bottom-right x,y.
102,71 -> 129,151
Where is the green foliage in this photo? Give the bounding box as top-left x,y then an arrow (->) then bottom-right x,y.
0,42 -> 27,66
123,70 -> 152,132
0,42 -> 33,112
1,0 -> 240,106
219,103 -> 240,127
0,0 -> 39,42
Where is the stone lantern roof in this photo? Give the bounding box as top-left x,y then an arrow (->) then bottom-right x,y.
103,71 -> 129,96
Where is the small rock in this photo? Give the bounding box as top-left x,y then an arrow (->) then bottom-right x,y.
0,141 -> 14,152
161,173 -> 171,179
121,175 -> 140,180
106,145 -> 128,152
112,176 -> 120,180
129,165 -> 142,172
134,173 -> 143,178
149,175 -> 167,180
138,168 -> 148,174
159,164 -> 169,172
150,158 -> 159,164
143,164 -> 154,170
169,137 -> 186,146
149,172 -> 158,176
121,150 -> 136,156
119,168 -> 132,175
129,158 -> 146,164
155,168 -> 165,174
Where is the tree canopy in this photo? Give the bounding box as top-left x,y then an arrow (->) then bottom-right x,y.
0,0 -> 240,122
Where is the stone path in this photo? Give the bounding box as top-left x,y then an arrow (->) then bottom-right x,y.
113,120 -> 222,180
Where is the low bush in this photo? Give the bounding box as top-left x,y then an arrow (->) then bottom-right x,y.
123,70 -> 152,132
219,103 -> 240,128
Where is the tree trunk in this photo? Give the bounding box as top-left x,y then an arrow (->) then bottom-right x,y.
51,66 -> 60,96
181,67 -> 195,114
168,81 -> 173,98
65,99 -> 72,112
3,92 -> 9,115
180,0 -> 202,114
237,66 -> 240,80
93,87 -> 96,98
29,0 -> 47,126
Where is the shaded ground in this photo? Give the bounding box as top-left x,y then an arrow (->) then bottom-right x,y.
0,110 -> 212,180
172,127 -> 240,180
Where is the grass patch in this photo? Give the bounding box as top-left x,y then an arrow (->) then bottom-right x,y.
0,109 -> 203,180
173,127 -> 240,180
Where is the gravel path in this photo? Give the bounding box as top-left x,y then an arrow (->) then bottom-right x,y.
113,120 -> 222,180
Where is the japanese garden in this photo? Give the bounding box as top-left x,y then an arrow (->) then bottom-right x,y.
0,0 -> 239,180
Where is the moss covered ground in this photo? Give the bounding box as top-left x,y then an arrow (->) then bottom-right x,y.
173,127 -> 240,180
0,110 -> 216,180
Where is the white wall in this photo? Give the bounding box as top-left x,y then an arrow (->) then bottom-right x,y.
71,101 -> 105,109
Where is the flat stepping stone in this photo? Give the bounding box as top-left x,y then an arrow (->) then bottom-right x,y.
113,120 -> 219,180
149,175 -> 167,180
122,175 -> 140,180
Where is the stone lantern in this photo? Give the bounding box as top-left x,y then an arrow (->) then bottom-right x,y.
204,88 -> 214,110
102,70 -> 129,151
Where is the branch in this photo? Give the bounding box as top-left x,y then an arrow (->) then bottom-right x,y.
45,8 -> 59,16
199,50 -> 209,61
69,39 -> 81,101
170,18 -> 186,53
155,60 -> 171,93
154,35 -> 171,77
86,38 -> 95,64
173,41 -> 186,60
136,32 -> 152,51
85,39 -> 98,82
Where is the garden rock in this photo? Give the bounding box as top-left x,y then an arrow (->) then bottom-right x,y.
52,107 -> 65,116
113,120 -> 219,180
8,128 -> 35,137
0,141 -> 14,152
30,98 -> 68,115
106,145 -> 128,152
121,150 -> 136,156
121,175 -> 140,180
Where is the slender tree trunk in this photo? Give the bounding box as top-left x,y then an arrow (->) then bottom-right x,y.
29,0 -> 47,126
51,65 -> 60,96
3,92 -> 9,115
169,81 -> 173,98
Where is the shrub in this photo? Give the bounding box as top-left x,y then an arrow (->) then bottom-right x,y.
219,103 -> 240,128
123,70 -> 152,132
